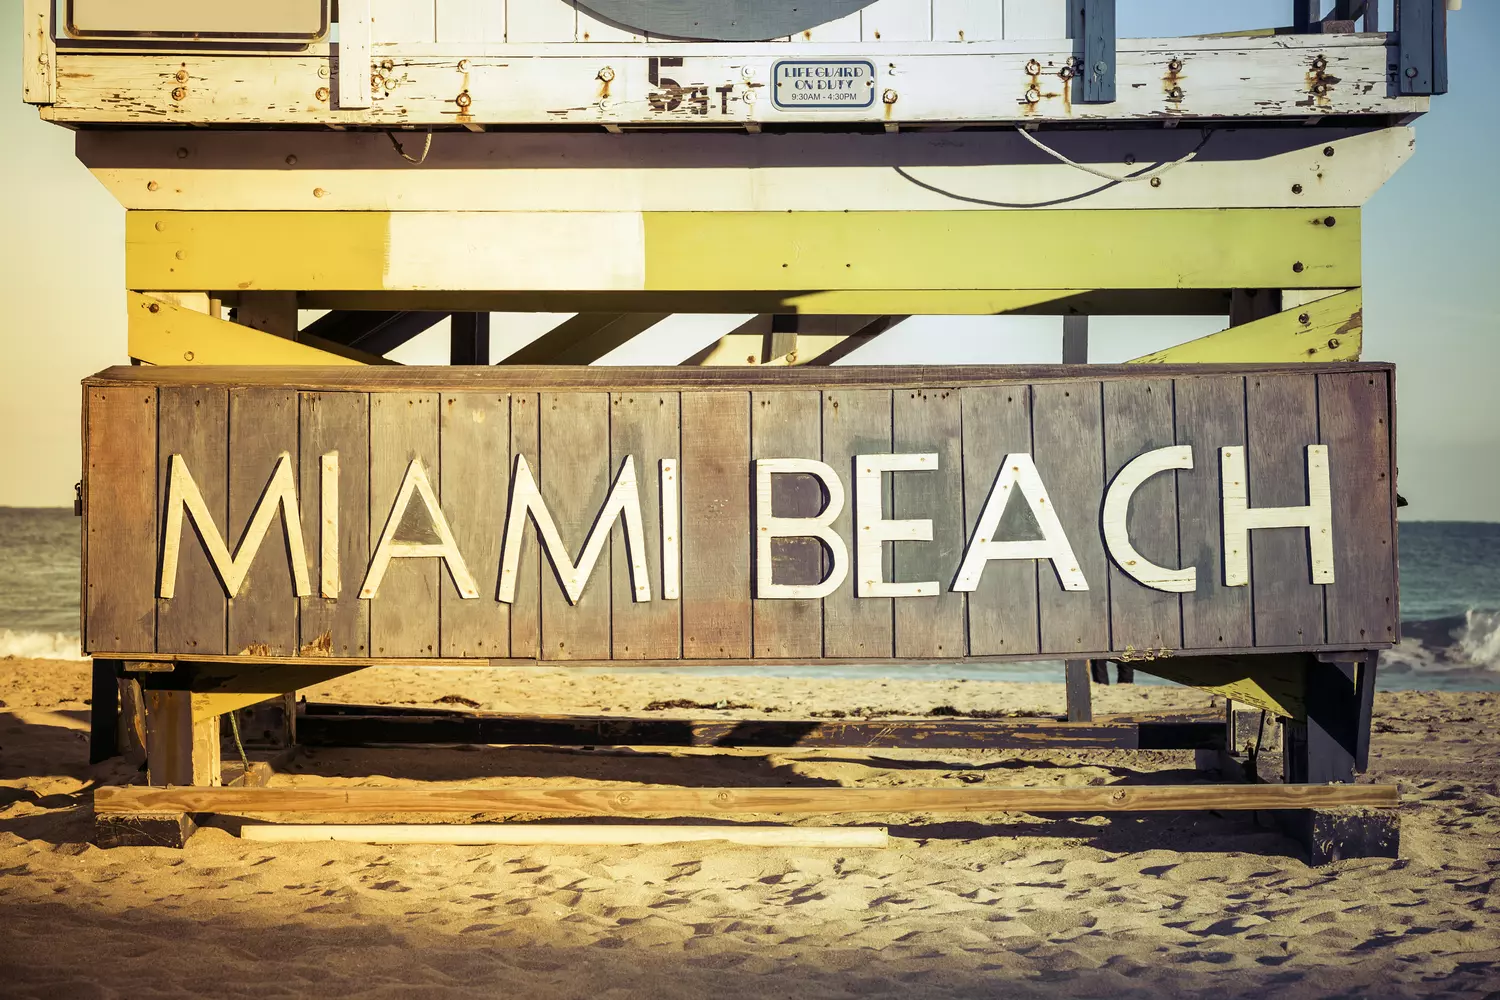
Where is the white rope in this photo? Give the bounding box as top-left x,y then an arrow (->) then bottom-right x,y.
387,128 -> 434,165
1014,126 -> 1203,183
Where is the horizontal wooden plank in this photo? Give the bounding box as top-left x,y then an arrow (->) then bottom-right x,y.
45,35 -> 1424,128
124,208 -> 1358,292
95,782 -> 1401,816
86,362 -> 1395,392
294,710 -> 1228,750
83,127 -> 1411,213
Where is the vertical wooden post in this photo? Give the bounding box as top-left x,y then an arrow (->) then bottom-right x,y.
1353,651 -> 1379,772
234,291 -> 299,339
450,313 -> 491,364
1283,658 -> 1358,785
1061,314 -> 1096,721
89,659 -> 121,764
118,675 -> 147,765
21,0 -> 56,105
144,689 -> 221,786
767,314 -> 798,363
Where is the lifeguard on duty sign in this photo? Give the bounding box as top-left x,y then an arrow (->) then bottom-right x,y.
772,60 -> 877,109
79,364 -> 1398,664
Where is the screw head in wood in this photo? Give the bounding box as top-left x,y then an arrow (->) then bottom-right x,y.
315,86 -> 330,102
597,66 -> 615,82
882,88 -> 898,104
1299,312 -> 1311,325
1292,261 -> 1305,273
456,90 -> 472,108
285,154 -> 297,166
1025,59 -> 1042,75
171,87 -> 186,101
1292,183 -> 1304,194
146,180 -> 159,191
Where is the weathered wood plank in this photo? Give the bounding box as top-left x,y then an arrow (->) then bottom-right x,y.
85,387 -> 158,653
611,390 -> 681,659
540,392 -> 612,660
143,688 -> 220,786
822,389 -> 894,658
892,388 -> 965,657
1175,375 -> 1252,649
960,385 -> 1039,656
752,390 -> 825,658
157,386 -> 228,656
96,783 -> 1402,817
1246,375 -> 1326,647
1104,379 -> 1182,652
1031,382 -> 1109,655
369,392 -> 440,657
681,391 -> 752,658
296,710 -> 1229,750
509,393 -> 542,657
440,392 -> 511,657
298,391 -> 370,657
1318,371 -> 1397,646
227,388 -> 299,656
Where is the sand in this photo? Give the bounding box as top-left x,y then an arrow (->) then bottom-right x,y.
2,657 -> 1499,998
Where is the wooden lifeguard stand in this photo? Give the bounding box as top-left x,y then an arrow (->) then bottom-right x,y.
27,0 -> 1449,857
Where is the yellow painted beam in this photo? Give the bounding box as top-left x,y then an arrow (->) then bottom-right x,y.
1135,654 -> 1308,719
644,209 -> 1359,292
125,209 -> 1359,293
128,291 -> 370,366
179,662 -> 368,724
1128,288 -> 1362,365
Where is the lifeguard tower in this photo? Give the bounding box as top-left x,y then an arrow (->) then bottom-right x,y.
24,0 -> 1449,858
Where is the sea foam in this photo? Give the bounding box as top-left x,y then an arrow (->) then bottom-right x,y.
0,630 -> 86,660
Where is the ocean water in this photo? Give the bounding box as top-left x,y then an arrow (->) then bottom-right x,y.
0,508 -> 1495,690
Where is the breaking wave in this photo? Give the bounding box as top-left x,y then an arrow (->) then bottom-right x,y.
0,630 -> 86,661
1380,609 -> 1500,690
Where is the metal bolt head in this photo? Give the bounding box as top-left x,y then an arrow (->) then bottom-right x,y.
1327,337 -> 1341,349
882,88 -> 899,104
285,154 -> 298,166
318,64 -> 330,79
1169,86 -> 1183,101
1292,183 -> 1304,194
384,78 -> 397,92
315,86 -> 330,102
1024,87 -> 1041,104
1167,58 -> 1183,73
1314,82 -> 1328,95
1405,66 -> 1418,78
313,187 -> 327,198
1312,55 -> 1328,72
458,58 -> 471,72
1292,261 -> 1305,273
147,302 -> 160,314
456,90 -> 472,108
154,221 -> 165,231
176,147 -> 189,158
1299,313 -> 1311,326
1094,60 -> 1108,74
1058,65 -> 1073,80
174,250 -> 185,260
1025,58 -> 1042,75
381,58 -> 395,71
174,69 -> 188,83
1124,154 -> 1136,165
1324,215 -> 1337,227
183,351 -> 195,362
1149,176 -> 1162,188
1323,146 -> 1335,157
171,86 -> 187,101
146,180 -> 159,192
741,65 -> 755,81
597,66 -> 615,82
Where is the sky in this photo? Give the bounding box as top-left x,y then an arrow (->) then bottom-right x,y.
0,0 -> 1496,520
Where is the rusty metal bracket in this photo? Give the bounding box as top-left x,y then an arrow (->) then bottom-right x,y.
1067,0 -> 1116,104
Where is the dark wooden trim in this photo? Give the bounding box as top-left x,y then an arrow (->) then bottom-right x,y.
89,659 -> 121,764
85,362 -> 1395,393
292,707 -> 1228,751
94,782 -> 1401,817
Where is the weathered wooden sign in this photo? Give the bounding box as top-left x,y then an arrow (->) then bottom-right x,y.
81,364 -> 1397,663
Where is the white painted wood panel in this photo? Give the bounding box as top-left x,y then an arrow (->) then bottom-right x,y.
861,0 -> 932,41
506,0 -> 575,41
1002,0 -> 1066,38
336,0 -> 373,110
435,0 -> 505,43
43,36 -> 1424,127
371,0 -> 436,42
83,127 -> 1413,213
933,0 -> 1003,42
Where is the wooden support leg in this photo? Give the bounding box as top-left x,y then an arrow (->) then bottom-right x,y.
118,675 -> 147,766
226,693 -> 298,750
1354,651 -> 1379,773
89,659 -> 121,764
1065,660 -> 1093,722
144,689 -> 221,787
1284,659 -> 1359,785
450,312 -> 490,364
